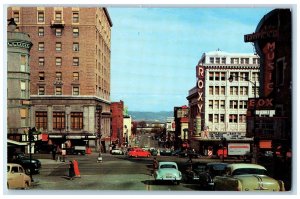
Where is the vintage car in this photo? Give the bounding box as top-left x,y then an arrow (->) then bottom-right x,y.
154,161 -> 182,185
7,163 -> 31,189
111,148 -> 124,155
198,162 -> 228,190
11,152 -> 41,174
214,163 -> 285,191
183,162 -> 207,183
128,148 -> 151,158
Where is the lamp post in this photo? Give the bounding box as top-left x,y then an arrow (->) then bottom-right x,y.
228,74 -> 258,163
28,127 -> 36,182
96,105 -> 102,162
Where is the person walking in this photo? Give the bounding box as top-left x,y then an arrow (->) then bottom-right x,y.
152,157 -> 158,176
68,160 -> 75,180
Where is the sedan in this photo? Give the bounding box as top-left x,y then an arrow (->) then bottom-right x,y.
111,148 -> 124,155
11,152 -> 41,174
154,161 -> 182,185
183,162 -> 207,183
128,148 -> 151,158
198,162 -> 228,190
214,163 -> 285,191
7,163 -> 31,189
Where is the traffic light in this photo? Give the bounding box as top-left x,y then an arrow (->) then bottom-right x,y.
28,127 -> 36,141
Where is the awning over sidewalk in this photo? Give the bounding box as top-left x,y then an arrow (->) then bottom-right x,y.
7,139 -> 28,147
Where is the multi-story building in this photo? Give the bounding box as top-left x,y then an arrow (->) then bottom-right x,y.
187,50 -> 260,155
7,7 -> 113,151
110,101 -> 124,147
7,18 -> 33,153
174,105 -> 189,149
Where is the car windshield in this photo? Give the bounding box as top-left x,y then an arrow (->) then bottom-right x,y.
232,168 -> 268,175
161,164 -> 176,169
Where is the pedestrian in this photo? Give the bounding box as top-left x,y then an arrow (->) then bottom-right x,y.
69,160 -> 75,180
152,157 -> 158,176
61,149 -> 66,162
52,145 -> 57,160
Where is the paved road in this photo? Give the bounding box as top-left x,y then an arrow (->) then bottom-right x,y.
28,152 -> 207,192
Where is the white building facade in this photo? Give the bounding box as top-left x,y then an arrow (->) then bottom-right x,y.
187,51 -> 260,154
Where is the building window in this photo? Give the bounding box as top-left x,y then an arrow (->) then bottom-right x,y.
53,112 -> 65,130
229,114 -> 237,123
13,11 -> 20,23
39,57 -> 45,66
38,42 -> 44,51
209,72 -> 214,80
20,55 -> 26,72
56,72 -> 62,81
252,72 -> 260,82
73,42 -> 79,52
214,100 -> 219,109
253,58 -> 260,64
38,86 -> 45,95
209,100 -> 213,109
37,11 -> 45,23
73,27 -> 79,37
39,72 -> 45,81
35,111 -> 47,130
220,114 -> 225,122
210,57 -> 214,64
215,86 -> 219,95
209,114 -> 213,122
239,114 -> 246,123
215,73 -> 220,81
73,57 -> 79,66
20,81 -> 26,98
215,57 -> 220,64
221,58 -> 226,64
220,100 -> 225,109
209,86 -> 213,95
239,101 -> 247,109
240,72 -> 249,81
55,28 -> 62,36
220,72 -> 226,81
73,72 -> 79,80
220,86 -> 225,95
56,42 -> 62,51
214,115 -> 219,123
72,86 -> 79,95
230,100 -> 238,109
55,86 -> 62,95
38,27 -> 44,36
71,112 -> 83,130
231,58 -> 239,64
56,57 -> 62,66
230,86 -> 238,95
55,11 -> 62,21
241,58 -> 249,64
240,86 -> 248,95
72,12 -> 79,23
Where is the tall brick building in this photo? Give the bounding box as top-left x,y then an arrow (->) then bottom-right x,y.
7,7 -> 113,150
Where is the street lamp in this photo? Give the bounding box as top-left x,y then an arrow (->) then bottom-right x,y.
228,74 -> 258,163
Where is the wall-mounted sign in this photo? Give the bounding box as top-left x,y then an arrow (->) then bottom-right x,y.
8,40 -> 32,49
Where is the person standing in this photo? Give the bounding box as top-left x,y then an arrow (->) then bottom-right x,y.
69,160 -> 75,180
51,145 -> 57,160
152,157 -> 158,176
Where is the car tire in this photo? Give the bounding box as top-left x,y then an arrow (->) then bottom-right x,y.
25,168 -> 31,175
175,181 -> 180,185
24,181 -> 30,190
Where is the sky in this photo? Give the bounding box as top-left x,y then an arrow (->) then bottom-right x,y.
108,6 -> 274,112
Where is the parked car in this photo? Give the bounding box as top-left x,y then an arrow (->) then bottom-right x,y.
128,148 -> 151,158
183,162 -> 207,183
7,163 -> 31,189
159,148 -> 173,156
171,149 -> 182,156
178,150 -> 199,158
198,162 -> 229,190
10,152 -> 41,174
149,148 -> 158,156
154,161 -> 182,185
111,148 -> 124,155
214,163 -> 285,191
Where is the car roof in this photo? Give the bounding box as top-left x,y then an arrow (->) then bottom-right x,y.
228,163 -> 266,170
7,163 -> 23,167
159,161 -> 177,166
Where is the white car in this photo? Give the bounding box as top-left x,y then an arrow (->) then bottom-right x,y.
111,148 -> 123,155
154,161 -> 182,185
7,163 -> 31,189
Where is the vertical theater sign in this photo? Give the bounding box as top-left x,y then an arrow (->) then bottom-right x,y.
244,9 -> 291,150
196,65 -> 206,137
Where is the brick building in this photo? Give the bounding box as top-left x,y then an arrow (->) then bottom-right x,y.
110,101 -> 124,147
7,7 -> 113,151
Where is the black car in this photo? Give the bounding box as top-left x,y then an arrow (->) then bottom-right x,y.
198,162 -> 228,190
178,150 -> 199,158
183,162 -> 207,183
10,152 -> 41,174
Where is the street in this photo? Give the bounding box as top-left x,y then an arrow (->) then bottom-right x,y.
28,152 -> 206,192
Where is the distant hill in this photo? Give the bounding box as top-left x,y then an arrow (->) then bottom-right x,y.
128,111 -> 173,122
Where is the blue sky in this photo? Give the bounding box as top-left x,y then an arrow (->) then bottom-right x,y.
108,7 -> 273,112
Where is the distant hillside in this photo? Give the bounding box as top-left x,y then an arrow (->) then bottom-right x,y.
128,111 -> 173,122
